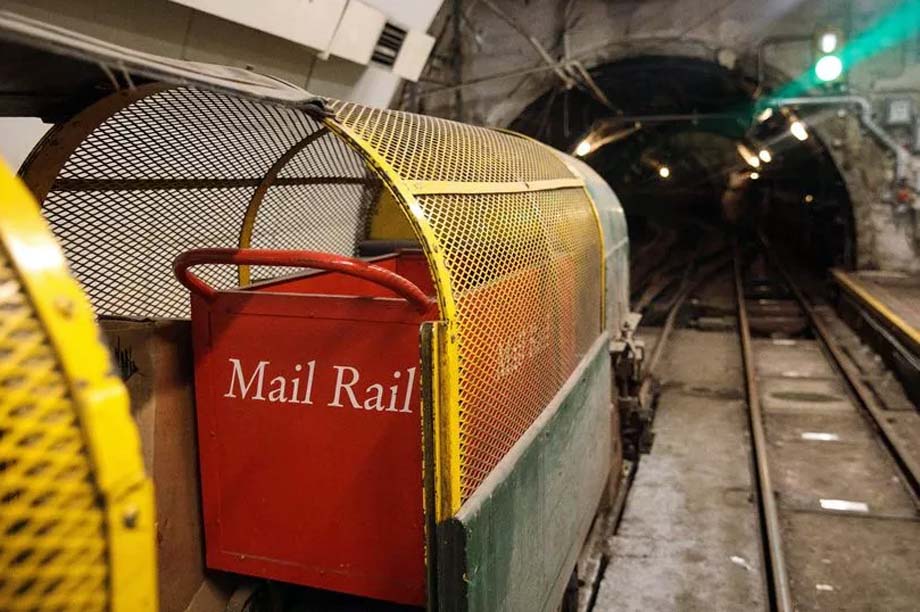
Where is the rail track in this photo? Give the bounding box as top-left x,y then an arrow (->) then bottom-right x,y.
592,237 -> 920,612
734,242 -> 920,611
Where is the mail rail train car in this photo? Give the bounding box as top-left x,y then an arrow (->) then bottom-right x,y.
0,14 -> 630,612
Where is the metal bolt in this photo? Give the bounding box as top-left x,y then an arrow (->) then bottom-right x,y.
54,297 -> 75,318
122,506 -> 139,529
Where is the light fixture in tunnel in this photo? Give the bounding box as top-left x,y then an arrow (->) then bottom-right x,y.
750,172 -> 760,180
737,143 -> 760,168
790,120 -> 809,141
658,166 -> 670,179
758,149 -> 772,163
804,194 -> 814,204
757,107 -> 773,123
574,140 -> 592,157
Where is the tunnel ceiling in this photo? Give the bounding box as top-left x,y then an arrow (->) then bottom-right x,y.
509,54 -> 854,267
511,56 -> 753,147
511,56 -> 761,220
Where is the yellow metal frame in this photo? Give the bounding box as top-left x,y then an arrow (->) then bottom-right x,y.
237,127 -> 331,286
323,117 -> 463,518
324,117 -> 605,519
368,188 -> 416,240
408,177 -> 583,195
0,163 -> 157,611
831,268 -> 920,349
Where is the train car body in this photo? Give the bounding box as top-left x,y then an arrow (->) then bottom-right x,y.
0,13 -> 630,612
561,156 -> 630,338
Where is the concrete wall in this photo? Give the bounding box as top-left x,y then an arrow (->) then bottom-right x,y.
415,0 -> 920,272
0,0 -> 441,169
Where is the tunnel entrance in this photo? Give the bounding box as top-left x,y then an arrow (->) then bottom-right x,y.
509,54 -> 856,273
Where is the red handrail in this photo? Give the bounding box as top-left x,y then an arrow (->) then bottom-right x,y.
174,248 -> 433,313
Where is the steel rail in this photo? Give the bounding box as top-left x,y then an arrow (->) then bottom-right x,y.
642,248 -> 731,379
733,245 -> 794,612
767,251 -> 920,502
632,249 -> 733,427
642,258 -> 696,378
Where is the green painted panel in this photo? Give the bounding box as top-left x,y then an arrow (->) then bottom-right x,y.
437,337 -> 612,612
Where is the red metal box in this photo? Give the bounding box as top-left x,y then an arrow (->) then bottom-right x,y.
175,249 -> 437,606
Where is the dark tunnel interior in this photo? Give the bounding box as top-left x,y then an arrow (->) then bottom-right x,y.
509,55 -> 855,272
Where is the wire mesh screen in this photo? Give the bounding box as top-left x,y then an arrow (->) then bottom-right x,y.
329,102 -> 572,183
0,245 -> 108,611
330,102 -> 603,502
419,189 -> 601,500
250,129 -> 381,281
37,88 -> 381,318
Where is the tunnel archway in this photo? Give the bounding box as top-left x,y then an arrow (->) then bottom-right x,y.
509,54 -> 857,272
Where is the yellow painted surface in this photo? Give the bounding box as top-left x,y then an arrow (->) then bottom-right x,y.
0,163 -> 156,611
832,268 -> 920,349
368,188 -> 417,240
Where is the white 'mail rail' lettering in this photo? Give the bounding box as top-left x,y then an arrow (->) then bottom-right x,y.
223,358 -> 415,413
330,365 -> 360,408
225,358 -> 268,400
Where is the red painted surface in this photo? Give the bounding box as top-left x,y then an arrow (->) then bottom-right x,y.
179,250 -> 438,606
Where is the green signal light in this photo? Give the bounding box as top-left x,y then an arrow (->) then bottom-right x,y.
815,54 -> 843,82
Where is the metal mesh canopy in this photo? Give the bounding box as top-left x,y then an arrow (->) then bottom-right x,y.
23,89 -> 604,511
331,103 -> 604,508
27,87 -> 380,318
417,190 -> 600,499
561,156 -> 630,337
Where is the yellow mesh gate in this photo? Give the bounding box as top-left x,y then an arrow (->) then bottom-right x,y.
0,165 -> 156,611
329,104 -> 604,512
0,247 -> 108,610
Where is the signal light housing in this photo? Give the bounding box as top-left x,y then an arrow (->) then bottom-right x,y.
814,28 -> 845,85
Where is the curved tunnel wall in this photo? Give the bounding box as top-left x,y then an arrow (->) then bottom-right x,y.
507,54 -> 861,271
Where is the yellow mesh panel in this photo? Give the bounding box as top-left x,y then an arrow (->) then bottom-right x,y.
330,102 -> 573,183
0,246 -> 108,611
418,189 -> 601,499
328,102 -> 603,504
